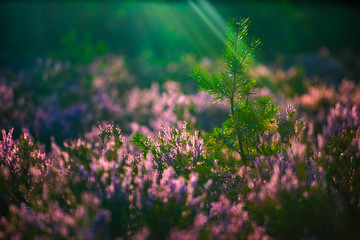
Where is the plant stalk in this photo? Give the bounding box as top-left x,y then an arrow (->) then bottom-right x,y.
230,21 -> 247,162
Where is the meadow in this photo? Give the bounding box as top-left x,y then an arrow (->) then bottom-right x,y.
1,1 -> 360,239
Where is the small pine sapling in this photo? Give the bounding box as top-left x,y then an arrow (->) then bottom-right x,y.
191,17 -> 278,164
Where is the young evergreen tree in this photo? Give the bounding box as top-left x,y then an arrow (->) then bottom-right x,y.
191,17 -> 278,164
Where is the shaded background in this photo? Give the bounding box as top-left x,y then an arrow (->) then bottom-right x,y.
0,0 -> 360,145
1,0 -> 359,68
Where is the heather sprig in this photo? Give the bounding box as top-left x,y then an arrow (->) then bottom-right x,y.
130,122 -> 213,181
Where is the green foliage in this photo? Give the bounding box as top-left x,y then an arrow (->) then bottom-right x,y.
129,131 -> 150,155
191,17 -> 278,163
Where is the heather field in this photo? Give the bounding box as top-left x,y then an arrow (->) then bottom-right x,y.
1,1 -> 360,239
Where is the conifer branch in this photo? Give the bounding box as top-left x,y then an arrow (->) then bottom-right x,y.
191,17 -> 278,164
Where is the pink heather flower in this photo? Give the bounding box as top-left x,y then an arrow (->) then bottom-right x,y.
161,167 -> 175,185
204,179 -> 213,191
121,166 -> 133,191
210,195 -> 231,217
133,227 -> 150,240
173,177 -> 187,201
286,105 -> 295,121
317,134 -> 325,150
169,229 -> 198,240
194,213 -> 208,228
0,84 -> 14,110
288,141 -> 306,162
299,85 -> 335,108
186,172 -> 199,205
